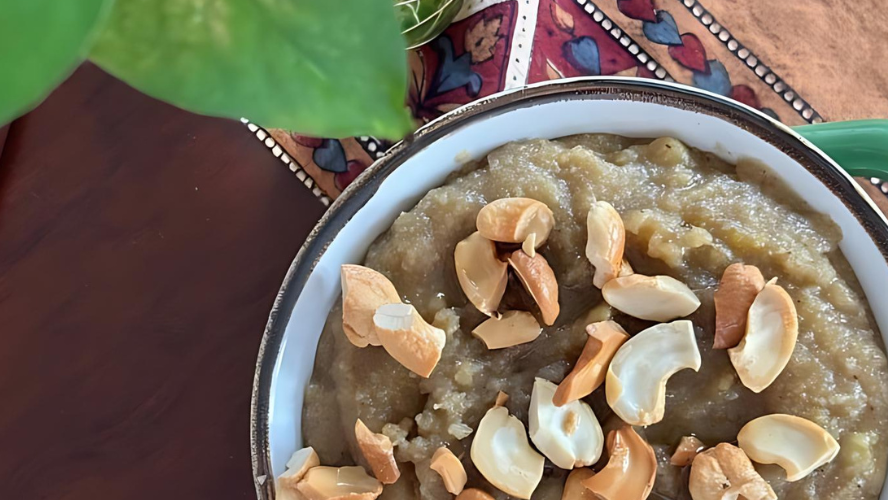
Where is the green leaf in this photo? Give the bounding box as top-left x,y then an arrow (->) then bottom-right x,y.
0,0 -> 112,125
90,0 -> 414,139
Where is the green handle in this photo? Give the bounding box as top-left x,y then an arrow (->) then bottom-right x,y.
793,119 -> 888,179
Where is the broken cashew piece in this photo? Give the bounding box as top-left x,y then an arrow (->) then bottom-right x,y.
456,489 -> 495,500
554,320 -> 629,407
585,201 -> 626,288
606,320 -> 702,426
341,265 -> 401,347
728,279 -> 798,393
472,310 -> 542,349
689,443 -> 776,500
737,414 -> 840,482
619,259 -> 634,277
561,468 -> 596,500
430,447 -> 467,495
476,197 -> 554,258
508,249 -> 560,326
602,274 -> 701,322
670,436 -> 706,467
494,391 -> 509,407
355,419 -> 400,484
529,378 -> 604,470
454,232 -> 508,316
714,263 -> 766,349
373,303 -> 446,378
278,447 -> 321,491
582,425 -> 657,500
471,406 -> 545,499
296,466 -> 383,500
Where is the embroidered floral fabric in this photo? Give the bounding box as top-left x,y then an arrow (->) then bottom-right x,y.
256,0 -> 885,205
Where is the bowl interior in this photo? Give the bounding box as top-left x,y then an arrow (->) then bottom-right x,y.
257,80 -> 888,498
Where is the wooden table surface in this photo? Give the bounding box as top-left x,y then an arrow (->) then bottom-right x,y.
0,63 -> 326,499
0,63 -> 885,500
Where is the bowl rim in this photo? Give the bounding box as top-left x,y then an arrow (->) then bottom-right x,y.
249,76 -> 888,498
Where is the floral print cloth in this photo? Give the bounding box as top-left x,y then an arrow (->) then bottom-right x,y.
258,0 -> 885,205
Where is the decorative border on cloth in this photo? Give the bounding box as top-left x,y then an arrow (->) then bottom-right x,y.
240,119 -> 332,207
872,177 -> 888,195
356,136 -> 388,161
679,0 -> 823,124
575,0 -> 674,81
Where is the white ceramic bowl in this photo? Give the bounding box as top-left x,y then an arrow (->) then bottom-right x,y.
251,77 -> 888,499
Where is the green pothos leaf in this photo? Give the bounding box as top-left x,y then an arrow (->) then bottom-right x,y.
0,0 -> 112,125
90,0 -> 414,139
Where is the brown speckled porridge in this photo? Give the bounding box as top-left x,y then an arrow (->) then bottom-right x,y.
301,135 -> 888,499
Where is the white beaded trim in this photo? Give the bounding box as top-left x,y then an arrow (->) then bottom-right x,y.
680,0 -> 823,124
575,0 -> 675,82
240,118 -> 332,207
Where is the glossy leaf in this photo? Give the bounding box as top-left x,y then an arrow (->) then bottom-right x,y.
90,0 -> 414,139
0,0 -> 111,125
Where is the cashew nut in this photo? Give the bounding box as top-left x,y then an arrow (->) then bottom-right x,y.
585,201 -> 625,288
689,443 -> 776,500
454,232 -> 508,316
430,446 -> 467,495
714,263 -> 765,349
373,303 -> 446,378
737,414 -> 840,481
529,378 -> 604,470
728,279 -> 798,393
476,197 -> 554,257
508,249 -> 560,325
554,320 -> 629,407
296,466 -> 383,500
472,310 -> 541,349
355,419 -> 400,484
341,265 -> 401,347
471,406 -> 544,499
601,274 -> 700,322
581,425 -> 657,500
606,320 -> 702,426
278,447 -> 320,491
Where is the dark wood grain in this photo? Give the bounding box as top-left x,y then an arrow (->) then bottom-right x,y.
0,63 -> 326,499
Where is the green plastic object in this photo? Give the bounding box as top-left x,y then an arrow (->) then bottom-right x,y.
794,120 -> 888,179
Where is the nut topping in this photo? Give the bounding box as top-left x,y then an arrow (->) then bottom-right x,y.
670,436 -> 706,467
728,279 -> 798,393
296,466 -> 383,500
355,419 -> 400,484
619,259 -> 634,277
581,425 -> 657,500
278,447 -> 321,490
553,320 -> 629,407
476,198 -> 555,258
494,391 -> 509,407
561,468 -> 596,500
430,447 -> 467,495
456,489 -> 495,500
601,274 -> 701,322
714,263 -> 766,349
606,321 -> 702,426
471,406 -> 545,499
454,232 -> 509,316
508,249 -> 560,325
585,201 -> 626,288
529,378 -> 604,470
373,303 -> 446,378
472,310 -> 542,349
737,414 -> 840,482
689,443 -> 776,500
341,265 -> 401,347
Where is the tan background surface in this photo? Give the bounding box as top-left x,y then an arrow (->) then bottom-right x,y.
707,0 -> 888,121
